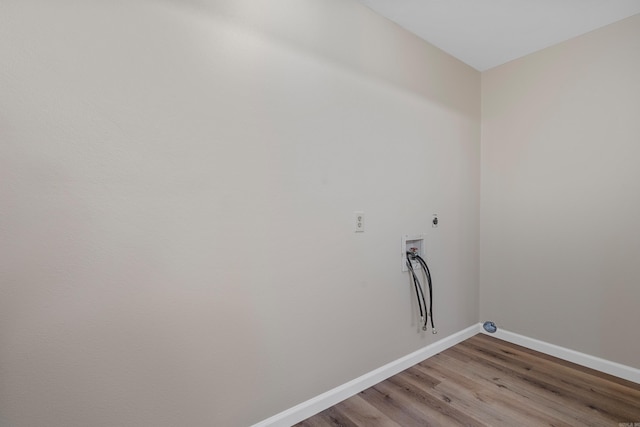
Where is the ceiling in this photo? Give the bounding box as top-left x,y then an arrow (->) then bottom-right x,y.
357,0 -> 640,71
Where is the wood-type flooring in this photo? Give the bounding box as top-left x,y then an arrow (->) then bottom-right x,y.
295,334 -> 640,426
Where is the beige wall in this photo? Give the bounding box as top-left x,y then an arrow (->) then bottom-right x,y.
0,1 -> 480,426
481,14 -> 640,368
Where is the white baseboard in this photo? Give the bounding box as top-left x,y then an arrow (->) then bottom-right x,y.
253,324 -> 640,427
486,328 -> 640,384
251,323 -> 482,427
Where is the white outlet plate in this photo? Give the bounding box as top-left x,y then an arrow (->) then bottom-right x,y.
354,211 -> 364,233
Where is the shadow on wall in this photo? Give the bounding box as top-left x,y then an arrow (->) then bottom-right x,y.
158,0 -> 479,116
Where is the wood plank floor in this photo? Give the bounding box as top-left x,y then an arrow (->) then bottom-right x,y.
295,334 -> 640,427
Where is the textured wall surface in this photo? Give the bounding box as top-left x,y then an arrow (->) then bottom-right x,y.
0,1 -> 480,426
